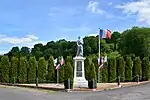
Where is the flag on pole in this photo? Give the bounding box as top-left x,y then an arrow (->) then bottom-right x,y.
60,56 -> 64,66
54,58 -> 57,66
56,64 -> 60,70
99,29 -> 112,39
55,56 -> 64,70
98,56 -> 107,69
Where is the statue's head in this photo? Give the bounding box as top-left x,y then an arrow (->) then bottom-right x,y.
78,36 -> 81,39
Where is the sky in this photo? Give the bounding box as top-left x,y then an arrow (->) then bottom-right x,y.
0,0 -> 150,54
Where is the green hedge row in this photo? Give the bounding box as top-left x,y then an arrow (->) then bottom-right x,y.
88,56 -> 150,83
0,55 -> 150,85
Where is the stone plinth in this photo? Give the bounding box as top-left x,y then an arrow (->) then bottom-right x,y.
73,56 -> 88,88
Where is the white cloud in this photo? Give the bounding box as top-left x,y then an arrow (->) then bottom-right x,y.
87,1 -> 104,14
87,33 -> 98,37
0,34 -> 47,48
116,0 -> 150,25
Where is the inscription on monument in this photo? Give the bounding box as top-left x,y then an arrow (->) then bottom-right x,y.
76,61 -> 82,77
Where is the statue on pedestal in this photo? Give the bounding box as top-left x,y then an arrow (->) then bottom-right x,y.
76,36 -> 83,57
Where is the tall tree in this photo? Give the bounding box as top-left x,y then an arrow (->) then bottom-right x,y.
116,56 -> 125,82
108,57 -> 116,82
46,56 -> 55,82
132,57 -> 142,81
38,57 -> 47,83
125,56 -> 132,81
64,62 -> 73,89
10,57 -> 19,83
101,62 -> 108,83
18,57 -> 27,83
0,56 -> 10,82
28,57 -> 37,83
142,57 -> 150,81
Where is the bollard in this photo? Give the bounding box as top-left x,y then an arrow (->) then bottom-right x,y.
13,77 -> 15,85
66,79 -> 70,92
68,79 -> 70,89
137,75 -> 139,84
92,78 -> 96,91
36,77 -> 38,87
117,76 -> 121,87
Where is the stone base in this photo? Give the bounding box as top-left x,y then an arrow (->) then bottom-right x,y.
73,77 -> 88,88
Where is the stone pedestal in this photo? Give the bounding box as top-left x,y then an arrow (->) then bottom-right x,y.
73,56 -> 88,88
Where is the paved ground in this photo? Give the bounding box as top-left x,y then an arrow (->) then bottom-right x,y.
1,83 -> 150,100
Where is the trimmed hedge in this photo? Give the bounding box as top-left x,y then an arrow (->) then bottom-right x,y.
64,62 -> 73,89
125,56 -> 132,81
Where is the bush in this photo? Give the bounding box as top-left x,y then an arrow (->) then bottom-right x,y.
46,56 -> 55,83
64,62 -> 73,89
132,57 -> 142,81
142,57 -> 150,81
108,57 -> 116,82
18,57 -> 27,83
125,56 -> 132,81
38,57 -> 47,83
116,57 -> 125,82
28,57 -> 37,83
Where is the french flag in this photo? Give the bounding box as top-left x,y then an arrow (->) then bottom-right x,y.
99,29 -> 111,39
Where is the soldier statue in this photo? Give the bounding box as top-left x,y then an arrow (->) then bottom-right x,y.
76,36 -> 83,57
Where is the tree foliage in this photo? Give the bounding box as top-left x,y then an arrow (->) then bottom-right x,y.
0,56 -> 10,82
18,57 -> 27,83
132,57 -> 142,81
116,56 -> 125,82
46,56 -> 55,82
38,57 -> 47,83
28,57 -> 37,83
125,56 -> 132,81
142,57 -> 150,81
10,57 -> 19,83
108,57 -> 116,82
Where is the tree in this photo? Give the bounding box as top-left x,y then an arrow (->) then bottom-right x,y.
0,56 -> 10,82
20,46 -> 30,57
85,58 -> 92,80
64,62 -> 73,89
132,57 -> 142,81
9,46 -> 20,57
101,62 -> 108,83
28,57 -> 37,83
108,57 -> 116,82
18,57 -> 27,83
38,57 -> 47,83
142,57 -> 150,81
125,56 -> 132,81
46,56 -> 55,83
88,62 -> 97,88
118,27 -> 150,58
31,43 -> 44,60
10,57 -> 19,83
116,56 -> 125,82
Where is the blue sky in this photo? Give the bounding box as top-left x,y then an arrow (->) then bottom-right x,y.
0,0 -> 150,54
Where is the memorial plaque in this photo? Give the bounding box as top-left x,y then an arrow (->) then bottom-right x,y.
77,61 -> 82,71
76,61 -> 82,77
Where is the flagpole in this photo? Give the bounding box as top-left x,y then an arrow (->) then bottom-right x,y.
57,69 -> 59,85
98,28 -> 101,83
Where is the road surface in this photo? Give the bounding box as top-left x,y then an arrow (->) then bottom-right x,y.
1,83 -> 150,100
